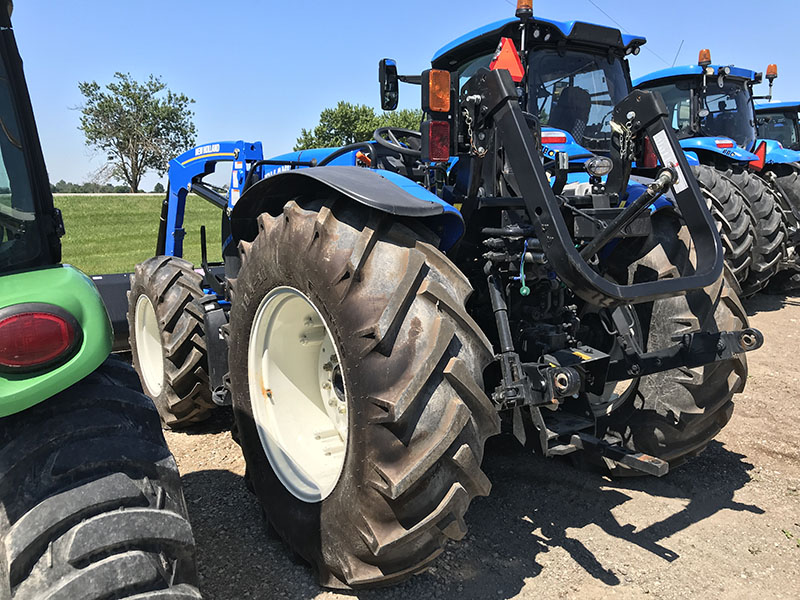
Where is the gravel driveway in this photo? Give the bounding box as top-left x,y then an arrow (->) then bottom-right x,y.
165,293 -> 800,599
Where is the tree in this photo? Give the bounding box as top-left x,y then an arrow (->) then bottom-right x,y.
78,73 -> 196,193
153,182 -> 165,194
294,102 -> 423,150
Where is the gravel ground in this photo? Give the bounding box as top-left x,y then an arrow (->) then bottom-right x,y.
165,292 -> 800,599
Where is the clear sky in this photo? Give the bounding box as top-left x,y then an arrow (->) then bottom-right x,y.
12,0 -> 800,191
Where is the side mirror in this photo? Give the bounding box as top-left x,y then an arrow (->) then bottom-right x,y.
379,58 -> 399,111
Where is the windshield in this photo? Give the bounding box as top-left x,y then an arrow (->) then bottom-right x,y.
698,79 -> 756,150
757,110 -> 800,150
528,49 -> 629,153
456,49 -> 629,153
0,45 -> 39,274
648,78 -> 756,150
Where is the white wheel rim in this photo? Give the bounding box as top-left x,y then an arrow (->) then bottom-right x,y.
248,286 -> 348,503
134,295 -> 164,396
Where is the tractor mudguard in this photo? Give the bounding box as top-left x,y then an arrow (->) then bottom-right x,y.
0,265 -> 112,416
540,127 -> 594,163
231,165 -> 466,249
757,138 -> 800,165
679,137 -> 758,163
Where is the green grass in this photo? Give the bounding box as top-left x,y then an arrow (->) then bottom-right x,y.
55,194 -> 223,275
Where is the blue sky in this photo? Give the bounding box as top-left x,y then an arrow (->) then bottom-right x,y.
13,0 -> 800,191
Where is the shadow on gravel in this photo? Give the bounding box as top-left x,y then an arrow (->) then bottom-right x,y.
180,407 -> 235,436
744,292 -> 800,316
180,436 -> 763,600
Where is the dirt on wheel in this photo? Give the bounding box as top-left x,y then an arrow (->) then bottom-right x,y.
164,293 -> 800,600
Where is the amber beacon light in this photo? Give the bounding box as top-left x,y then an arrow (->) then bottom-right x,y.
516,0 -> 533,19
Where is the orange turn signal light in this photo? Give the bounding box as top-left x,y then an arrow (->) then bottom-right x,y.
698,49 -> 712,67
426,70 -> 451,113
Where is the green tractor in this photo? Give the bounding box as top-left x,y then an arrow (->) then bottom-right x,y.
0,2 -> 201,598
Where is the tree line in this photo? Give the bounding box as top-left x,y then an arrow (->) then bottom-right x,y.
76,75 -> 425,191
50,180 -> 165,194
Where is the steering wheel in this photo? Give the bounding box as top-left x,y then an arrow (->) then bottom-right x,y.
373,127 -> 422,158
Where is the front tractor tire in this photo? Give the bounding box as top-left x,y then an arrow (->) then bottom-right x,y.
128,256 -> 215,429
228,198 -> 499,588
0,358 -> 200,599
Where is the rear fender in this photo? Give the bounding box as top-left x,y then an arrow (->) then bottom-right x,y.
230,166 -> 465,249
757,138 -> 800,165
0,265 -> 112,416
679,137 -> 757,163
540,127 -> 594,164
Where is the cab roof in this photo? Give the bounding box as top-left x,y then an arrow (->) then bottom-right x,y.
634,65 -> 759,88
431,16 -> 646,69
755,101 -> 800,113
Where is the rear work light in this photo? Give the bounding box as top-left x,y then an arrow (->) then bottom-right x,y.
422,120 -> 451,162
541,131 -> 568,145
0,304 -> 80,371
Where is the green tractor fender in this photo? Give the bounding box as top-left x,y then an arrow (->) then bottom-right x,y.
0,264 -> 112,416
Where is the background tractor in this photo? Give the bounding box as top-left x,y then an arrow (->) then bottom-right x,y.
0,2 -> 201,597
635,53 -> 800,296
757,101 -> 800,152
127,1 -> 762,589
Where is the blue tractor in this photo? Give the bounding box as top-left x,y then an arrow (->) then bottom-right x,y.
126,2 -> 762,588
756,100 -> 800,152
755,94 -> 800,224
635,52 -> 800,295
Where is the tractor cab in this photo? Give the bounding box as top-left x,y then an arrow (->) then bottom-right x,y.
426,13 -> 644,165
756,101 -> 800,151
635,52 -> 800,167
0,7 -> 61,276
635,62 -> 759,151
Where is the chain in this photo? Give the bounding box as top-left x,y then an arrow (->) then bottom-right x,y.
610,118 -> 635,162
463,108 -> 487,158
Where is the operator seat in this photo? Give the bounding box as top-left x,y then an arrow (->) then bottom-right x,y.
548,86 -> 592,142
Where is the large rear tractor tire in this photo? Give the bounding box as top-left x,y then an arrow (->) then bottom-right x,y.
228,198 -> 499,588
724,168 -> 786,296
691,165 -> 755,286
768,162 -> 800,218
606,211 -> 749,469
128,256 -> 215,429
0,357 -> 201,599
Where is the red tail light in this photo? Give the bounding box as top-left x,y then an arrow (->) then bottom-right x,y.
750,141 -> 767,171
0,307 -> 79,370
541,131 -> 568,145
715,139 -> 735,149
642,136 -> 660,168
422,120 -> 451,162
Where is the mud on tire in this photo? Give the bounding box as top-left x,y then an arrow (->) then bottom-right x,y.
606,211 -> 749,468
228,197 -> 500,588
128,256 -> 215,428
0,357 -> 200,599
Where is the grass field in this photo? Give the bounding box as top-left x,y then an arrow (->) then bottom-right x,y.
55,194 -> 223,275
